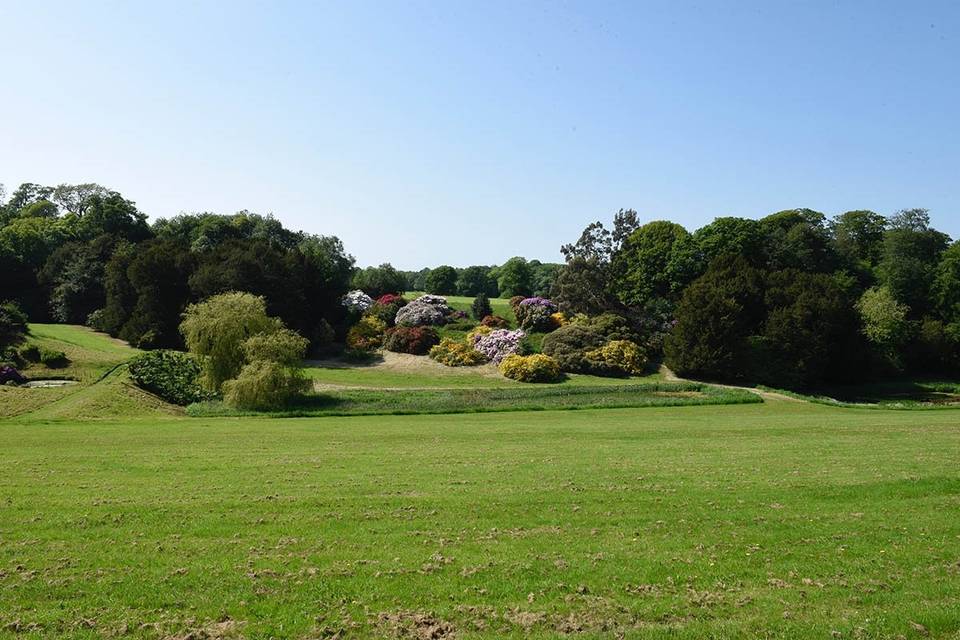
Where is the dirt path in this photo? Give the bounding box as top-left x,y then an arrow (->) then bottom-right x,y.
659,366 -> 805,403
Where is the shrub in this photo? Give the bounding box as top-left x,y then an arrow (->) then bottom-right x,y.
180,292 -> 284,392
515,297 -> 559,332
472,293 -> 493,320
18,344 -> 41,363
481,315 -> 509,328
341,289 -> 374,313
0,301 -> 29,349
222,360 -> 311,410
509,295 -> 525,310
466,325 -> 493,343
429,338 -> 485,366
128,350 -> 211,405
86,309 -> 108,332
584,340 -> 647,376
541,324 -> 607,372
395,295 -> 451,327
551,312 -> 568,327
39,347 -> 69,368
499,354 -> 562,383
347,316 -> 387,351
242,328 -> 310,365
367,295 -> 407,326
383,326 -> 440,355
473,329 -> 525,364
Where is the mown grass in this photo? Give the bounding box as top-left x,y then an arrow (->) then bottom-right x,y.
2,402 -> 959,638
0,324 -> 141,418
304,362 -> 663,389
406,292 -> 517,325
186,382 -> 757,418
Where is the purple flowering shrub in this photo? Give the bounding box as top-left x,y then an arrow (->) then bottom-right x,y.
473,328 -> 526,364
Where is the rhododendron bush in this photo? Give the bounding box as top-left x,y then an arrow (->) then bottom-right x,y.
515,297 -> 559,332
342,290 -> 373,313
395,295 -> 451,327
473,328 -> 525,364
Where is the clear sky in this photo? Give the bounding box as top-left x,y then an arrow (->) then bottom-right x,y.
1,1 -> 957,268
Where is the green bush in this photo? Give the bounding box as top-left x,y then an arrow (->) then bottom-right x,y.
429,338 -> 485,366
222,360 -> 311,410
383,326 -> 440,355
18,344 -> 41,363
129,350 -> 211,406
499,353 -> 563,383
39,347 -> 69,368
0,301 -> 29,348
541,324 -> 607,372
471,293 -> 493,321
584,340 -> 647,376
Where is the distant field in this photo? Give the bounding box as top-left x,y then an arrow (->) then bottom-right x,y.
2,402 -> 959,638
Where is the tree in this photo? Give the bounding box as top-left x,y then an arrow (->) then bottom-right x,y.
51,183 -> 110,216
352,263 -> 406,298
496,257 -> 533,298
38,237 -> 115,324
222,327 -> 311,410
120,239 -> 195,348
693,217 -> 764,265
856,286 -> 911,369
878,209 -> 949,317
664,256 -> 765,381
76,191 -> 150,242
425,265 -> 458,295
471,293 -> 492,320
611,221 -> 701,310
830,210 -> 887,271
180,292 -> 283,392
758,209 -> 837,273
933,242 -> 960,324
456,266 -> 496,296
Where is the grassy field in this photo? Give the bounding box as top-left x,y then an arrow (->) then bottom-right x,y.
3,325 -> 960,638
405,292 -> 518,324
2,402 -> 960,639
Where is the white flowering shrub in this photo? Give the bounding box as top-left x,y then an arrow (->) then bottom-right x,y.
395,295 -> 451,327
342,290 -> 374,313
473,329 -> 525,364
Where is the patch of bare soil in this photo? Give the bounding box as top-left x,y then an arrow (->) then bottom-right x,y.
376,610 -> 456,639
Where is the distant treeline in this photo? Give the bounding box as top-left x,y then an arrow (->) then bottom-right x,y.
2,181 -> 958,388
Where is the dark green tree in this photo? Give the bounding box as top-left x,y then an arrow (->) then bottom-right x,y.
425,265 -> 458,295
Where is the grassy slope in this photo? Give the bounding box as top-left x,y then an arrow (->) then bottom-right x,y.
2,402 -> 959,638
0,324 -> 142,418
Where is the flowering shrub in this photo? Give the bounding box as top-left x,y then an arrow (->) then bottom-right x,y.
395,295 -> 451,327
466,325 -> 493,343
429,338 -> 485,366
342,290 -> 374,313
481,314 -> 509,328
551,312 -> 568,327
366,295 -> 407,326
473,328 -> 525,364
346,316 -> 387,351
509,295 -> 525,310
584,340 -> 647,376
499,354 -> 562,383
383,326 -> 440,355
515,297 -> 559,332
450,310 -> 468,320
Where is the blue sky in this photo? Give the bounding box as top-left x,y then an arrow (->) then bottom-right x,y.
1,1 -> 957,268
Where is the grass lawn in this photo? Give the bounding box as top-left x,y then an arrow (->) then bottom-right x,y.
2,402 -> 959,638
405,292 -> 518,325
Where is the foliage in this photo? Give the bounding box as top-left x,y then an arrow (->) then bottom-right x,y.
222,360 -> 311,410
481,314 -> 508,328
856,286 -> 911,367
498,353 -> 563,382
383,326 -> 440,355
612,220 -> 701,309
584,340 -> 647,376
456,266 -> 497,297
425,265 -> 458,295
128,349 -> 210,405
471,293 -> 493,320
664,256 -> 765,380
0,301 -> 29,348
346,316 -> 388,351
366,294 -> 407,326
933,242 -> 960,324
395,295 -> 450,327
429,337 -> 485,366
241,328 -> 310,366
352,263 -> 406,298
878,209 -> 949,317
515,297 -> 558,332
473,329 -> 525,364
541,323 -> 608,373
495,257 -> 534,298
180,292 -> 283,392
38,346 -> 69,367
